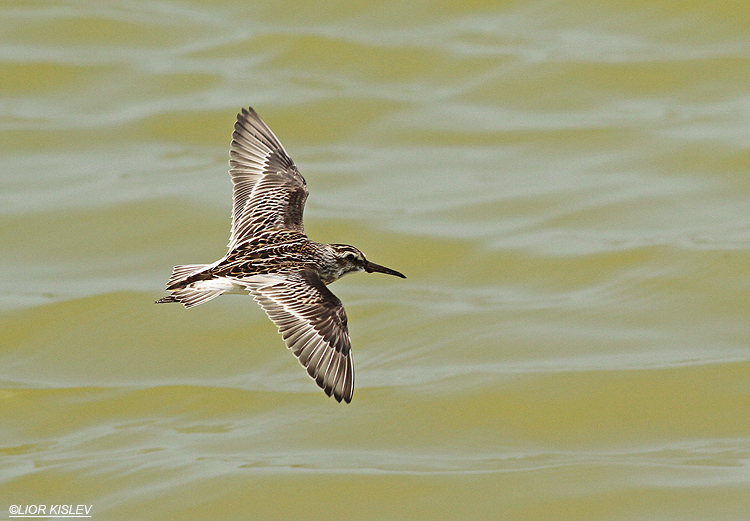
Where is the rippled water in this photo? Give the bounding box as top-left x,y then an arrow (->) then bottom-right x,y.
2,1 -> 749,519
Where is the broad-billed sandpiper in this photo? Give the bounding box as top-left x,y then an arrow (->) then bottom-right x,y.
157,107 -> 405,403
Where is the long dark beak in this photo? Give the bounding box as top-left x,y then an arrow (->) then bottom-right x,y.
364,261 -> 406,278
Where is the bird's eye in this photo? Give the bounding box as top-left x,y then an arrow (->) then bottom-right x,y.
345,253 -> 357,261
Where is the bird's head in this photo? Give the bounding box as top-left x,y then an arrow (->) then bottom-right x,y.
329,244 -> 406,280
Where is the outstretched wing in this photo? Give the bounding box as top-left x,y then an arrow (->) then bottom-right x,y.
227,107 -> 308,250
241,271 -> 354,403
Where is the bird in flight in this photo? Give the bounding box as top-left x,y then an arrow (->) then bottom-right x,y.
157,107 -> 405,403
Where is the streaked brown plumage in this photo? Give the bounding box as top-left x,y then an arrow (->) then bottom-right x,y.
156,107 -> 405,403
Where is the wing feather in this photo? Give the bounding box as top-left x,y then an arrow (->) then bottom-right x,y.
241,271 -> 354,403
227,107 -> 308,250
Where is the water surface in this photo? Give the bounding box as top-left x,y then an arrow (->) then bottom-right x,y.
1,1 -> 749,519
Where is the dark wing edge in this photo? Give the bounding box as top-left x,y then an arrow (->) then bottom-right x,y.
240,272 -> 354,403
227,107 -> 308,249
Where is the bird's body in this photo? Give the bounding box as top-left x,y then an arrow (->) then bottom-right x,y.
157,107 -> 405,403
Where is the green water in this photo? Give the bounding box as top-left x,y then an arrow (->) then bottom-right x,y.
2,1 -> 749,519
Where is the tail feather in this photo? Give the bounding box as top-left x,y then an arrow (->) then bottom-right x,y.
166,263 -> 210,287
157,263 -> 221,308
156,270 -> 236,308
156,284 -> 227,308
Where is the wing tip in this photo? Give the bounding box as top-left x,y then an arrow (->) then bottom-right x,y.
326,352 -> 354,404
234,106 -> 265,134
237,106 -> 256,122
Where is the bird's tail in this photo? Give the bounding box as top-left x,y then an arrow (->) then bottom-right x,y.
165,264 -> 210,288
156,263 -> 229,308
